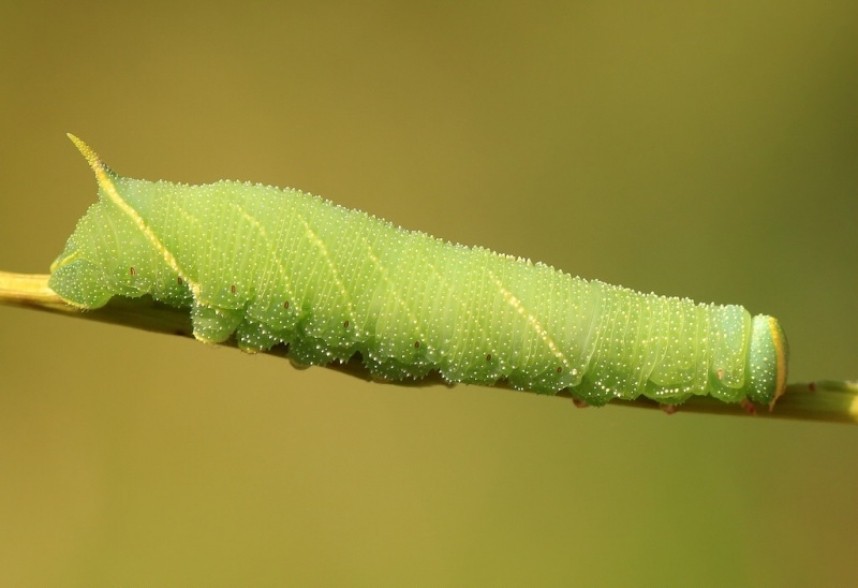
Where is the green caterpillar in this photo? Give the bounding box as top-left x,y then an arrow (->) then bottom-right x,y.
50,135 -> 789,408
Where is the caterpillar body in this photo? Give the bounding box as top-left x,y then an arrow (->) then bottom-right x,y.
50,135 -> 789,407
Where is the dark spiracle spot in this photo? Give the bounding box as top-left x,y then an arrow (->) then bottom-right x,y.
129,266 -> 136,276
343,320 -> 350,329
485,353 -> 492,362
177,276 -> 183,285
414,340 -> 420,349
230,284 -> 237,294
283,300 -> 290,309
556,366 -> 562,374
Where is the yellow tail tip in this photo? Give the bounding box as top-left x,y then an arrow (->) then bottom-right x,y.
66,134 -> 117,192
66,133 -> 103,170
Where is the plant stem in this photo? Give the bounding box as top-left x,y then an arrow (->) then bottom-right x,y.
2,270 -> 855,424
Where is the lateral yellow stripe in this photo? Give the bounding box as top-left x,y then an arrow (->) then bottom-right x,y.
66,134 -> 201,299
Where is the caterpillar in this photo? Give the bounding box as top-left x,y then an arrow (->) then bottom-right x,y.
49,135 -> 789,408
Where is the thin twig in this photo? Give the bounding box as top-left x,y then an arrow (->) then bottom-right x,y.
2,270 -> 855,424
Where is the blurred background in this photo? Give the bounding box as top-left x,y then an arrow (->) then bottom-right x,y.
1,1 -> 856,585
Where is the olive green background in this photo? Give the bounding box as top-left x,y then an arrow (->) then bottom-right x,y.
1,2 -> 856,586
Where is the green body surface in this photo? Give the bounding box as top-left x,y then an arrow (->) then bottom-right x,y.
49,136 -> 789,407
